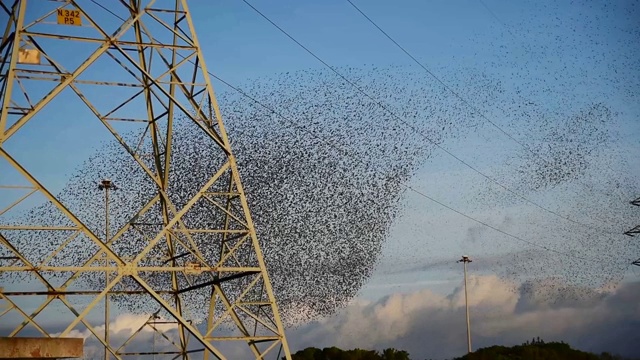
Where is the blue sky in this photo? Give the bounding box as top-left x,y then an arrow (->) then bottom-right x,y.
3,0 -> 639,295
5,0 -> 637,192
1,0 -> 639,357
185,0 -> 638,299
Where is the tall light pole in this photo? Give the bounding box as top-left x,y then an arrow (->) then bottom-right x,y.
98,179 -> 117,360
458,255 -> 472,354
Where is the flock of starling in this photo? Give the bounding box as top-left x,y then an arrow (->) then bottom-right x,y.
2,0 -> 639,326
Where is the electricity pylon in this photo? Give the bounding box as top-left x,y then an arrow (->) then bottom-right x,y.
628,197 -> 640,267
0,1 -> 291,359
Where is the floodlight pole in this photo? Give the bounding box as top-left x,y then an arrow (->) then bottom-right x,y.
98,179 -> 117,360
458,255 -> 472,354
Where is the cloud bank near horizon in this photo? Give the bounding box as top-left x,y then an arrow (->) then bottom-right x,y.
287,274 -> 640,359
7,274 -> 637,359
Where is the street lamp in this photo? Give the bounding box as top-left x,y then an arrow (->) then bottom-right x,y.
98,179 -> 117,360
457,255 -> 472,354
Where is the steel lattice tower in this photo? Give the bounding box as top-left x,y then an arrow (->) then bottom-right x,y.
0,1 -> 291,359
627,197 -> 640,267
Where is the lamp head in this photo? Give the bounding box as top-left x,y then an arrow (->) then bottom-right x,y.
98,179 -> 117,190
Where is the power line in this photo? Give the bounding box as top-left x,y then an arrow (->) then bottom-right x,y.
89,1 -> 608,264
345,0 -> 529,155
207,71 -> 596,262
477,0 -> 516,37
344,0 -> 626,232
473,0 -> 629,205
240,0 -> 619,236
89,0 -> 122,20
89,0 -> 125,21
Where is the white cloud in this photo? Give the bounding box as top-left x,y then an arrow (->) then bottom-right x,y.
12,276 -> 639,359
287,275 -> 640,359
50,313 -> 182,359
52,313 -> 178,340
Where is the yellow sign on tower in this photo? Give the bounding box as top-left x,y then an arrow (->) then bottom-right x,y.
56,8 -> 81,26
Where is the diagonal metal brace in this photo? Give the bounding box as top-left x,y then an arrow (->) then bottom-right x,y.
624,225 -> 640,237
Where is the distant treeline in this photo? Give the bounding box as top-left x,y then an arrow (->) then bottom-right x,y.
287,346 -> 410,360
287,338 -> 637,360
453,338 -> 636,360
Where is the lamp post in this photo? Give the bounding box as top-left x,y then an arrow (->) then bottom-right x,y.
457,255 -> 472,354
98,179 -> 117,360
